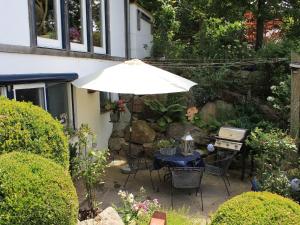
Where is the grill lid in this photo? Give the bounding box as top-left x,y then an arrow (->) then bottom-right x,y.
217,126 -> 248,142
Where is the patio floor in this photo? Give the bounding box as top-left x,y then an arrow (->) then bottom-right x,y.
75,156 -> 251,224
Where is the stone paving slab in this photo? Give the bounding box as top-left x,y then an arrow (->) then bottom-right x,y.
75,157 -> 251,224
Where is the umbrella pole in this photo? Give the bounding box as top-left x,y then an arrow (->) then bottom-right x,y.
128,94 -> 134,168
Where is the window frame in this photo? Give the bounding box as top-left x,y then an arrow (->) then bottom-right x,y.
92,0 -> 106,54
69,0 -> 88,52
36,0 -> 63,49
13,83 -> 47,110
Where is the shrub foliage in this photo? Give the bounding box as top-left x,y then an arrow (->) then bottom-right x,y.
0,152 -> 78,225
211,192 -> 300,225
0,97 -> 69,168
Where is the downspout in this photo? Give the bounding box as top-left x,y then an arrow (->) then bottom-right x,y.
124,0 -> 131,59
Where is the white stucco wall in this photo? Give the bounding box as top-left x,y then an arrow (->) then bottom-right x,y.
130,4 -> 153,59
0,1 -> 31,46
0,52 -> 120,148
109,0 -> 126,58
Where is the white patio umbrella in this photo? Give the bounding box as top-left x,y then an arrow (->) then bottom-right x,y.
72,59 -> 197,171
72,59 -> 196,94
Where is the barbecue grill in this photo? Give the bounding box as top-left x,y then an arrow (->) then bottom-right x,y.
214,126 -> 249,180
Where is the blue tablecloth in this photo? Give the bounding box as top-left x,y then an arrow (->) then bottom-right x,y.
153,150 -> 205,170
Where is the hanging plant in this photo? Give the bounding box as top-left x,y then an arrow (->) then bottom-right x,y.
104,99 -> 126,123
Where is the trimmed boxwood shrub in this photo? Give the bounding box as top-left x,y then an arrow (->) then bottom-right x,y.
0,152 -> 78,225
211,192 -> 300,225
0,97 -> 69,168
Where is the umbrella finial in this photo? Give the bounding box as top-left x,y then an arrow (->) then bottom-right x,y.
125,59 -> 144,65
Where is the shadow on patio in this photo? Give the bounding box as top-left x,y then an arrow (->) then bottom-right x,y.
76,156 -> 251,223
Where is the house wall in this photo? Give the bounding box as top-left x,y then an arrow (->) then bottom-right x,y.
0,1 -> 153,148
0,52 -> 119,148
109,0 -> 126,58
130,4 -> 153,59
0,1 -> 31,47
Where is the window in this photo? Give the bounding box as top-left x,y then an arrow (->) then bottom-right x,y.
100,91 -> 111,113
47,83 -> 72,124
0,87 -> 6,97
92,0 -> 106,53
11,82 -> 72,126
13,83 -> 47,110
35,0 -> 62,48
69,0 -> 88,51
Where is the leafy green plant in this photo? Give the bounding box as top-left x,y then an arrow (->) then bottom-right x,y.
155,139 -> 176,149
138,207 -> 203,225
246,128 -> 297,197
267,75 -> 291,125
0,97 -> 69,168
211,192 -> 300,225
72,124 -> 109,214
144,99 -> 186,130
0,152 -> 78,225
115,187 -> 160,225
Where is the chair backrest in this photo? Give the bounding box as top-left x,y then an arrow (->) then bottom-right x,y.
171,167 -> 204,189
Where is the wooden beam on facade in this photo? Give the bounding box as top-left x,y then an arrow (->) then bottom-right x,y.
290,52 -> 300,139
0,44 -> 125,62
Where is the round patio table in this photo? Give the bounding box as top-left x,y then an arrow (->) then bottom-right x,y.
153,149 -> 205,170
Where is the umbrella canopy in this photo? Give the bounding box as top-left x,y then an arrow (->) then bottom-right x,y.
72,59 -> 197,95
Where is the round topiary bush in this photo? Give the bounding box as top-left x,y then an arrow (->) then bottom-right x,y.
0,152 -> 78,225
211,191 -> 300,225
0,97 -> 69,168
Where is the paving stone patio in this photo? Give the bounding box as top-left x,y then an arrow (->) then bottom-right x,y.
76,157 -> 251,224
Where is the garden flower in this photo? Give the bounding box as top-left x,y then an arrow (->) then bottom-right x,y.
267,96 -> 275,102
118,190 -> 127,199
186,106 -> 198,121
153,198 -> 159,205
132,203 -> 139,212
128,193 -> 134,203
270,85 -> 277,90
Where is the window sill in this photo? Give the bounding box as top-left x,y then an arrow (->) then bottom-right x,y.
0,44 -> 125,61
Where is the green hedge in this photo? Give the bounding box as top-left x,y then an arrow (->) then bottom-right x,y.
0,97 -> 69,168
0,152 -> 78,225
211,192 -> 300,225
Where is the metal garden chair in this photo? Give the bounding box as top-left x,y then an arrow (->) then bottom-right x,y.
204,152 -> 238,196
123,153 -> 161,191
170,167 -> 205,211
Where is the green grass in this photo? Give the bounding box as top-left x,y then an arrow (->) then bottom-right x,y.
138,208 -> 204,225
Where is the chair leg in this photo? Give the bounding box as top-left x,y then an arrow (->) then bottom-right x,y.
221,175 -> 230,196
171,185 -> 174,209
144,158 -> 149,170
226,175 -> 231,187
123,174 -> 131,188
157,170 -> 162,183
149,169 -> 155,191
199,186 -> 204,211
133,159 -> 141,178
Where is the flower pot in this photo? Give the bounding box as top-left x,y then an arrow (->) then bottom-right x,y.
110,112 -> 120,123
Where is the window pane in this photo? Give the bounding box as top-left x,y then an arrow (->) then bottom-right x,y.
15,88 -> 45,109
35,0 -> 57,39
100,92 -> 111,113
47,83 -> 69,122
92,0 -> 103,47
0,87 -> 6,97
69,0 -> 83,44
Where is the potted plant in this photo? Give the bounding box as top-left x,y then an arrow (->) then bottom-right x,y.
104,99 -> 126,123
155,139 -> 176,155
